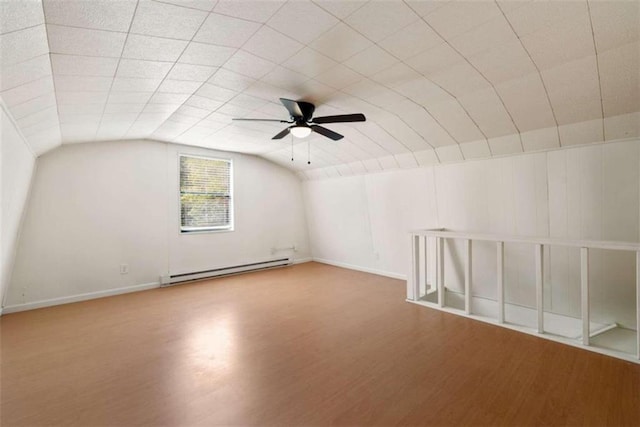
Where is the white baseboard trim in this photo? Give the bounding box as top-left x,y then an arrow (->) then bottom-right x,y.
293,257 -> 313,264
2,281 -> 160,314
312,258 -> 407,280
0,307 -> 3,316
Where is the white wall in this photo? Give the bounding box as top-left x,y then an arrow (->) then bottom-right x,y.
6,139 -> 310,307
303,139 -> 640,327
1,104 -> 36,308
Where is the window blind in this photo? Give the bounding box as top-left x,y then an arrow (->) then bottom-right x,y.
180,155 -> 232,232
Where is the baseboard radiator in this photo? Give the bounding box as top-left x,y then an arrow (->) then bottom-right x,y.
160,257 -> 292,287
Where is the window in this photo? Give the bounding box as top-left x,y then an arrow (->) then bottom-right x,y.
179,155 -> 233,233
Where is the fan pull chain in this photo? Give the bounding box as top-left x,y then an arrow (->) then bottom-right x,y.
307,140 -> 311,165
290,133 -> 294,162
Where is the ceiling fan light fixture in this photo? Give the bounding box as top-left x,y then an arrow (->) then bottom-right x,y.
290,125 -> 312,138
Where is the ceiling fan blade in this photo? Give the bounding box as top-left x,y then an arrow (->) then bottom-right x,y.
312,113 -> 366,124
311,125 -> 343,141
232,118 -> 291,123
272,127 -> 291,140
279,98 -> 304,119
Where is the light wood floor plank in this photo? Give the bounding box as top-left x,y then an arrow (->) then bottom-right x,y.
1,262 -> 639,426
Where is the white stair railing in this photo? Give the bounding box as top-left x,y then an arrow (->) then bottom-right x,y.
407,229 -> 640,363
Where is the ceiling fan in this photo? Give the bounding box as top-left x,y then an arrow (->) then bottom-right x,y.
232,98 -> 366,141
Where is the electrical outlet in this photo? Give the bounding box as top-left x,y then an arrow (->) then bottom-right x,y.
120,264 -> 129,274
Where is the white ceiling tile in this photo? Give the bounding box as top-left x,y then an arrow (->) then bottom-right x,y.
346,1 -> 418,43
405,43 -> 463,77
213,0 -> 285,23
104,103 -> 146,114
501,1 -> 588,38
0,0 -> 44,34
413,148 -> 440,166
1,54 -> 51,91
428,61 -> 492,98
47,24 -> 126,58
521,126 -> 560,152
194,13 -> 260,47
117,59 -> 173,79
158,79 -> 202,94
457,87 -> 517,138
242,26 -> 303,64
54,75 -> 113,92
56,90 -> 108,105
227,93 -> 268,111
558,118 -> 603,146
599,41 -> 639,117
468,40 -> 536,85
488,134 -> 522,156
161,0 -> 217,12
267,1 -> 338,45
59,103 -> 107,115
435,144 -> 463,163
346,161 -> 367,175
207,68 -> 255,91
360,158 -> 382,173
395,78 -> 453,107
296,79 -> 337,104
141,104 -> 181,115
261,66 -> 309,90
378,155 -> 400,170
27,127 -> 62,155
215,103 -> 253,118
459,140 -> 491,159
107,91 -> 153,104
22,117 -> 59,137
196,83 -> 237,102
449,16 -> 516,58
243,80 -> 294,102
371,62 -> 422,89
8,92 -> 57,119
313,64 -> 363,90
495,72 -> 556,132
1,75 -> 54,107
521,16 -> 594,71
404,0 -> 449,18
223,50 -> 276,79
61,122 -> 100,143
111,77 -> 162,93
424,1 -> 502,40
175,105 -> 211,119
379,20 -> 442,61
179,42 -> 237,67
542,55 -> 601,125
122,34 -> 188,62
309,23 -> 372,62
604,112 -> 639,141
282,48 -> 337,78
186,95 -> 224,111
166,63 -> 216,82
397,101 -> 457,147
131,0 -> 208,40
335,164 -> 354,176
43,0 -> 137,32
16,105 -> 58,128
52,54 -> 119,77
344,45 -> 396,76
168,113 -> 200,126
590,1 -> 640,53
427,99 -> 485,143
148,92 -> 191,104
375,116 -> 432,152
358,122 -> 408,155
314,0 -> 367,18
1,25 -> 48,65
58,112 -> 103,125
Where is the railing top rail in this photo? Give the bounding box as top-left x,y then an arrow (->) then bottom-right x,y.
410,229 -> 640,251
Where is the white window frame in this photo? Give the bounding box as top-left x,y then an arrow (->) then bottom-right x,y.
178,154 -> 234,234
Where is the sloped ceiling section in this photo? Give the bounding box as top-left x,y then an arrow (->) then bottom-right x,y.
1,0 -> 638,178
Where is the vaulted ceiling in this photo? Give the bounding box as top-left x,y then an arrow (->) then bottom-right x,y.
1,0 -> 638,179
